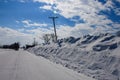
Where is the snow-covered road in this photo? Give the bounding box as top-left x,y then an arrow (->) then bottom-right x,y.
0,49 -> 94,80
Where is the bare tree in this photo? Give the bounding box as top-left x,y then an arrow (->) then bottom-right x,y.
42,33 -> 58,44
50,33 -> 56,43
42,34 -> 51,44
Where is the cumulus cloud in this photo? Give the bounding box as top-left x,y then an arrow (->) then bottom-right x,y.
57,24 -> 94,38
26,23 -> 94,39
22,20 -> 48,27
115,8 -> 120,16
33,0 -> 118,32
17,28 -> 25,32
33,0 -> 111,22
33,0 -> 54,5
0,27 -> 35,46
116,0 -> 120,3
40,5 -> 52,10
26,27 -> 53,38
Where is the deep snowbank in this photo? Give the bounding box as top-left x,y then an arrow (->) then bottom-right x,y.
28,31 -> 120,80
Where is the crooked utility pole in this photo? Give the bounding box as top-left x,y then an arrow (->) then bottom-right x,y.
49,16 -> 58,43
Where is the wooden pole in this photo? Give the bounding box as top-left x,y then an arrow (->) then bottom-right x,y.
49,16 -> 58,42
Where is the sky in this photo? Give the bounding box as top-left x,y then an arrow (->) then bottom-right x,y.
0,0 -> 120,45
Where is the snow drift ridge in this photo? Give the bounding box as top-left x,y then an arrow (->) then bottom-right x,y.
28,31 -> 120,80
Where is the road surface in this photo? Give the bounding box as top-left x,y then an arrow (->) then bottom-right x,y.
0,49 -> 94,80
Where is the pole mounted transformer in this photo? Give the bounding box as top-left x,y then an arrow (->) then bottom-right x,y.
49,16 -> 58,43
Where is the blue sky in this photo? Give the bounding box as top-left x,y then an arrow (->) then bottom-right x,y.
0,0 -> 75,29
0,0 -> 120,45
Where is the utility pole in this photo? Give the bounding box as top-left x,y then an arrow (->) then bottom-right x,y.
49,16 -> 58,43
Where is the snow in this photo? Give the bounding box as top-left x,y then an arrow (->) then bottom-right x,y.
28,32 -> 120,80
0,49 -> 95,80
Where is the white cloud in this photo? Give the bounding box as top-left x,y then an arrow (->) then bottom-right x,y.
54,0 -> 114,26
26,23 -> 94,39
33,0 -> 115,28
22,20 -> 48,27
16,20 -> 20,23
40,5 -> 52,10
32,0 -> 120,36
0,27 -> 36,46
115,8 -> 120,16
0,23 -> 118,46
17,28 -> 25,32
116,0 -> 120,3
33,0 -> 54,5
26,27 -> 53,38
